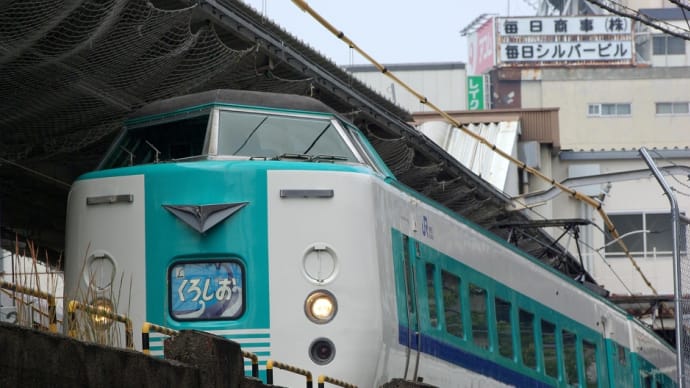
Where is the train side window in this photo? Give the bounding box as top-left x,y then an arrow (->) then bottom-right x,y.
562,329 -> 579,386
616,343 -> 627,366
495,297 -> 513,359
441,270 -> 463,338
519,309 -> 537,369
425,263 -> 438,327
582,339 -> 598,387
469,283 -> 488,349
641,372 -> 653,388
402,235 -> 415,318
541,320 -> 558,378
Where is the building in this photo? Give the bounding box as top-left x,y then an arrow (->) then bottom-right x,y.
346,2 -> 690,306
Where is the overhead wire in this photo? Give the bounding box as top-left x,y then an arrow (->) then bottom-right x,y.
585,0 -> 690,40
290,0 -> 657,295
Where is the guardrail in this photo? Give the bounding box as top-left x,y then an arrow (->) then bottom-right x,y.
141,322 -> 179,355
242,350 -> 260,378
317,375 -> 358,388
0,280 -> 57,333
267,359 -> 313,388
67,300 -> 134,349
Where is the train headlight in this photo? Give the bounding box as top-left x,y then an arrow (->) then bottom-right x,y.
304,290 -> 337,324
90,297 -> 115,330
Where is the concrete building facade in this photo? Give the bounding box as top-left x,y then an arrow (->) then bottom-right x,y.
346,4 -> 690,299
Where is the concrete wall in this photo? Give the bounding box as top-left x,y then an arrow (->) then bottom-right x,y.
0,322 -> 417,388
347,63 -> 467,113
520,67 -> 690,151
0,322 -> 200,388
0,323 -> 279,388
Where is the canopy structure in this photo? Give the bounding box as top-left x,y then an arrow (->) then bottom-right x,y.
0,0 -> 595,285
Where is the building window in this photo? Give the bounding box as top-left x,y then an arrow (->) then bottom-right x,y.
605,212 -> 686,258
587,103 -> 631,117
656,102 -> 690,116
653,35 -> 686,55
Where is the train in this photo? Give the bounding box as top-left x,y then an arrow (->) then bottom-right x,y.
64,89 -> 677,387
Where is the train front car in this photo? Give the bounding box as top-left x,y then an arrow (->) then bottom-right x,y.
64,89 -> 389,386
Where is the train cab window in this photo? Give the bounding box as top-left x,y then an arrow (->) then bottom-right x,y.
102,114 -> 209,168
469,284 -> 488,349
541,320 -> 558,378
168,260 -> 244,321
441,270 -> 463,338
562,329 -> 579,387
217,110 -> 358,162
582,340 -> 598,387
495,298 -> 513,359
519,309 -> 537,369
425,263 -> 438,327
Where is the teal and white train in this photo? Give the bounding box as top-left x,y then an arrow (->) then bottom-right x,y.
64,89 -> 677,387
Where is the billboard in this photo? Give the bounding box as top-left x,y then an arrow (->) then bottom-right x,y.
497,16 -> 631,36
497,16 -> 634,66
467,17 -> 496,75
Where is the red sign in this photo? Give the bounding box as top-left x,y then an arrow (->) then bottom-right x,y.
467,17 -> 496,75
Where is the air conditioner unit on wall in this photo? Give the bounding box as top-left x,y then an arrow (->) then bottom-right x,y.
0,306 -> 17,324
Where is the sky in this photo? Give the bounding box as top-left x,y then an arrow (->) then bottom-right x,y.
239,0 -> 538,66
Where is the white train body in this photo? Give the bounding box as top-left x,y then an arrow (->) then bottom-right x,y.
64,90 -> 677,387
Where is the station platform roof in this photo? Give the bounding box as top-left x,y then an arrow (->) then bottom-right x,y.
0,0 -> 594,286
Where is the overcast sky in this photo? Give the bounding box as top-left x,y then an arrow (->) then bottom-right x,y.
240,0 -> 538,66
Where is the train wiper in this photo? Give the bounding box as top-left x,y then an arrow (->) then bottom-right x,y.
272,153 -> 311,161
310,155 -> 348,162
271,153 -> 348,162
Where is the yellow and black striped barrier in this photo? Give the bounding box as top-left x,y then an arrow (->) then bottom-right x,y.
266,359 -> 313,388
317,375 -> 357,388
141,322 -> 179,355
0,280 -> 57,333
67,300 -> 134,349
242,350 -> 260,378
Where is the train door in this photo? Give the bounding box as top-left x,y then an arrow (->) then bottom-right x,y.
401,235 -> 422,381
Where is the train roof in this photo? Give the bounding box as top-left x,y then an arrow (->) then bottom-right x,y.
128,89 -> 338,121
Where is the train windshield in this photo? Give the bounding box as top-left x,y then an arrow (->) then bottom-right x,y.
99,107 -> 365,169
216,109 -> 359,162
100,114 -> 210,169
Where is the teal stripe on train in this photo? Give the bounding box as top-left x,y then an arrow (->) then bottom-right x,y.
390,229 -> 675,387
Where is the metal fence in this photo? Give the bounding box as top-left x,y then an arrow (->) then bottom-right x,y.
679,215 -> 690,386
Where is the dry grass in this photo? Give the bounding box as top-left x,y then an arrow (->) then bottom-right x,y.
1,238 -> 63,331
66,243 -> 132,349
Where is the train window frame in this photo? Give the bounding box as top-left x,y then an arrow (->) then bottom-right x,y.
210,107 -> 376,170
582,339 -> 598,388
518,308 -> 537,370
100,111 -> 213,169
561,328 -> 579,387
342,123 -> 392,177
168,259 -> 246,322
425,262 -> 439,328
541,319 -> 559,379
469,283 -> 489,350
441,269 -> 463,339
495,297 -> 514,360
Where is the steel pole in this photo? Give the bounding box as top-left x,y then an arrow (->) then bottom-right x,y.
640,147 -> 684,386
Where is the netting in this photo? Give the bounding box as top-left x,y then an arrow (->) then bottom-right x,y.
0,0 -> 259,160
